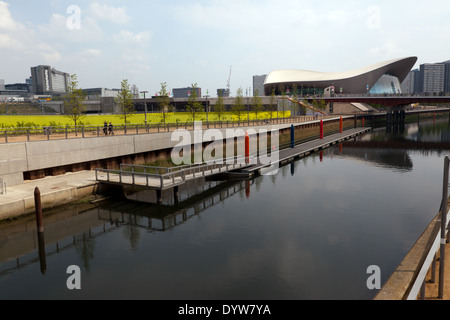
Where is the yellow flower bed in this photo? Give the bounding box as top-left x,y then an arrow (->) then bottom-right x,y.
0,111 -> 290,128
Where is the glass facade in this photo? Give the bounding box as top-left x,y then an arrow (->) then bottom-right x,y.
369,74 -> 402,95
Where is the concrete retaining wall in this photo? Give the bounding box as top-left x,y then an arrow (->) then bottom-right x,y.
0,119 -> 344,188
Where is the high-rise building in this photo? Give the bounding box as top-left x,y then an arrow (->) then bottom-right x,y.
444,60 -> 450,93
401,69 -> 419,94
30,65 -> 70,95
418,63 -> 445,94
253,75 -> 267,96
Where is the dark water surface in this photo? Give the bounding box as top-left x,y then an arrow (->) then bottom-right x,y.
1,118 -> 450,300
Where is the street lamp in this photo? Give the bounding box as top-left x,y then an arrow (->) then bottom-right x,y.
204,91 -> 210,128
141,91 -> 148,124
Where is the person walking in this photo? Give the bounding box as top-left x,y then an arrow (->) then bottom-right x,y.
108,122 -> 114,135
103,121 -> 108,135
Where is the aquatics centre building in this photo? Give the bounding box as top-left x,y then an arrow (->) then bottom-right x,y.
263,57 -> 418,96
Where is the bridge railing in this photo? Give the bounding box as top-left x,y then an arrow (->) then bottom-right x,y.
407,156 -> 450,300
376,156 -> 450,300
97,154 -> 257,189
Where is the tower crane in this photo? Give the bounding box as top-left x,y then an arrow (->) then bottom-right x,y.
227,66 -> 232,95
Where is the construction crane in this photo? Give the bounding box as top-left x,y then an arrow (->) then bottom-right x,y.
227,66 -> 232,95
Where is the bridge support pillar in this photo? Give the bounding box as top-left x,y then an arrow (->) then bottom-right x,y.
174,186 -> 179,204
156,189 -> 162,205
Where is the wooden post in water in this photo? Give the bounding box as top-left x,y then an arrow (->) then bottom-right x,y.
34,187 -> 46,274
34,187 -> 44,233
290,125 -> 295,148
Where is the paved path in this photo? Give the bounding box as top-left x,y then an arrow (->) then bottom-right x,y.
0,170 -> 98,220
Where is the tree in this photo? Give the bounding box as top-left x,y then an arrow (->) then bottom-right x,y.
64,74 -> 86,133
231,87 -> 245,122
279,92 -> 288,118
157,82 -> 172,124
291,84 -> 299,116
251,89 -> 264,120
269,88 -> 277,120
213,94 -> 226,121
115,79 -> 135,125
186,83 -> 202,121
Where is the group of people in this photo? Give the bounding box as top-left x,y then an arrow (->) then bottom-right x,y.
103,121 -> 114,135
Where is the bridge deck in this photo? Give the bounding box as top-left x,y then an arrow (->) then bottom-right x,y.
242,127 -> 371,174
95,127 -> 371,189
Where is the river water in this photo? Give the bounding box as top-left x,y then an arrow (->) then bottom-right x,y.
1,117 -> 450,300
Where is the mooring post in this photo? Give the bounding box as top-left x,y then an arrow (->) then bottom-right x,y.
439,156 -> 449,299
34,187 -> 44,233
320,120 -> 324,139
245,132 -> 250,164
290,124 -> 295,148
340,117 -> 343,133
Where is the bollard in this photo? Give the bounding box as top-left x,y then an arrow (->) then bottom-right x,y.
34,187 -> 44,233
340,117 -> 343,133
245,132 -> 250,164
320,120 -> 324,139
362,117 -> 365,127
290,124 -> 295,148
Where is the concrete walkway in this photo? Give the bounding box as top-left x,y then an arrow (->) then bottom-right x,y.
0,170 -> 98,221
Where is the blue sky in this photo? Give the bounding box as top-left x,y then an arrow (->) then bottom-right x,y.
1,0 -> 450,96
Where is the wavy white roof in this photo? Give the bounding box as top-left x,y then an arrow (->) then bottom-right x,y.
264,57 -> 418,93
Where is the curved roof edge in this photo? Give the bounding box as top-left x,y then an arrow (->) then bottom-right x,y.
264,57 -> 418,94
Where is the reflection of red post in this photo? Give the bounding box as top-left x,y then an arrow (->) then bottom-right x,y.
340,117 -> 343,133
245,132 -> 250,164
320,150 -> 323,162
320,120 -> 324,139
339,143 -> 342,153
246,180 -> 250,198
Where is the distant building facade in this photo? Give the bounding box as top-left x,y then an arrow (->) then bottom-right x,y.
419,63 -> 446,94
173,87 -> 202,99
31,65 -> 70,96
253,75 -> 267,96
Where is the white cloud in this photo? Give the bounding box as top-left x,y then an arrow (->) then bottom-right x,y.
0,33 -> 22,48
83,48 -> 102,57
0,1 -> 18,30
38,13 -> 103,43
112,30 -> 152,46
89,2 -> 130,25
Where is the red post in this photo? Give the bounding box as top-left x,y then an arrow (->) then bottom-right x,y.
320,120 -> 324,139
340,117 -> 343,133
362,117 -> 365,127
245,132 -> 250,164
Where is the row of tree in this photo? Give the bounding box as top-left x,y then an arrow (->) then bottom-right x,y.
64,75 -> 327,127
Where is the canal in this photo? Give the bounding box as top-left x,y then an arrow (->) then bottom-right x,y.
1,116 -> 450,300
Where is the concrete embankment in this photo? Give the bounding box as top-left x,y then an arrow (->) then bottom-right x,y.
0,171 -> 98,221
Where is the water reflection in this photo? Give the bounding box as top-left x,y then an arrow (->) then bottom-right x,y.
1,117 -> 450,300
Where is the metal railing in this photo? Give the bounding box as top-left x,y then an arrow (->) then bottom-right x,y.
407,156 -> 450,300
95,154 -> 256,190
0,115 -> 339,144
